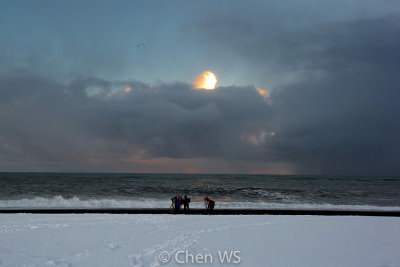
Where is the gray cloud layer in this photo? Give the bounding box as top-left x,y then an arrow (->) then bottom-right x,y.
1,15 -> 399,175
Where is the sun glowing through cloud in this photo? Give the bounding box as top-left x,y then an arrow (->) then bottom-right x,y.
256,88 -> 269,99
124,87 -> 132,93
192,71 -> 217,90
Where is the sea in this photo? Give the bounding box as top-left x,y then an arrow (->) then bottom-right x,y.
0,172 -> 399,210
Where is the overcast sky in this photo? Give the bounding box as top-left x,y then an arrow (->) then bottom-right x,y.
1,0 -> 399,175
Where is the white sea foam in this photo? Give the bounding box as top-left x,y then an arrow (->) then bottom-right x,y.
1,196 -> 400,211
0,196 -> 169,209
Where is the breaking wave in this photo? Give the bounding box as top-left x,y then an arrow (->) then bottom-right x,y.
1,196 -> 400,211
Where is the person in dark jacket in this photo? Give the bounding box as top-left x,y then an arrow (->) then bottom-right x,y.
183,195 -> 190,211
171,196 -> 180,213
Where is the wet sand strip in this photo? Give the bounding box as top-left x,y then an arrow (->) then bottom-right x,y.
0,208 -> 399,217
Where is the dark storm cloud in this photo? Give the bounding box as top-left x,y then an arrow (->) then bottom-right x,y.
0,72 -> 273,172
267,17 -> 400,175
267,69 -> 400,175
192,15 -> 400,175
217,14 -> 398,175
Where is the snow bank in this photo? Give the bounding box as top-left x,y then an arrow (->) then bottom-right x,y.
0,214 -> 399,266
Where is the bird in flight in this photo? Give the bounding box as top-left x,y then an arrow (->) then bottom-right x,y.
130,43 -> 146,48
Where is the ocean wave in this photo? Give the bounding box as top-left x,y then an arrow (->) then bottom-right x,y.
1,196 -> 400,211
0,196 -> 170,209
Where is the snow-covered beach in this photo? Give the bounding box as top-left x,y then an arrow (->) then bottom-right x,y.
1,214 -> 399,267
2,0 -> 400,265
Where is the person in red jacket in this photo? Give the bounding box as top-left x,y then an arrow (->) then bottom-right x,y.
178,195 -> 182,210
204,196 -> 215,211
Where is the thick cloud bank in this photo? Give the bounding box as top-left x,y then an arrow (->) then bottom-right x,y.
0,74 -> 275,173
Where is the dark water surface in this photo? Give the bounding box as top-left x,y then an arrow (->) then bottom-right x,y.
0,173 -> 399,209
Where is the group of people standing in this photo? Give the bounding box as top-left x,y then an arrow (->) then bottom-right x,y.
170,195 -> 215,213
171,195 -> 191,213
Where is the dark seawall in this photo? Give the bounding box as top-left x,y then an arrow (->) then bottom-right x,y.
0,208 -> 400,217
